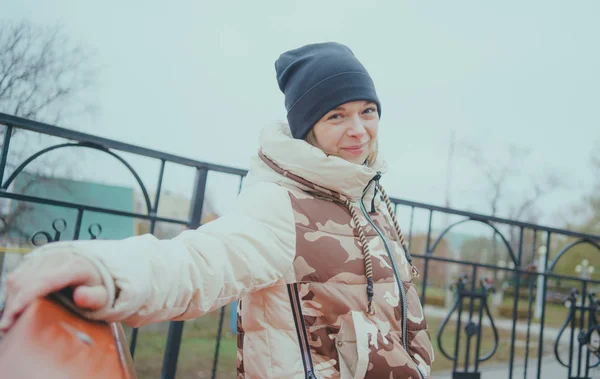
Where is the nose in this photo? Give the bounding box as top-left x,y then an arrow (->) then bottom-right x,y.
346,115 -> 367,137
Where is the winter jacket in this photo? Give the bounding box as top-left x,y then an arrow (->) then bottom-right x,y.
27,123 -> 434,378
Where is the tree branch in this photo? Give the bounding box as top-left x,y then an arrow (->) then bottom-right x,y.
0,20 -> 96,240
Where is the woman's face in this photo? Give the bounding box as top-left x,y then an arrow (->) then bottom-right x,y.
311,100 -> 379,165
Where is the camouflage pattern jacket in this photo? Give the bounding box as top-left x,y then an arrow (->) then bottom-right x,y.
28,124 -> 434,378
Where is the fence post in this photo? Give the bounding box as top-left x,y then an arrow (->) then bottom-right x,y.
161,167 -> 208,379
230,300 -> 238,334
534,246 -> 547,320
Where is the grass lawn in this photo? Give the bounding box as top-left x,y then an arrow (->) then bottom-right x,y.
126,306 -> 549,379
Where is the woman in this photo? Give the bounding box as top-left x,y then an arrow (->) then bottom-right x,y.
0,42 -> 434,378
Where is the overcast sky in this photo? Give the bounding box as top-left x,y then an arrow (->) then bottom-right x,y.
4,1 -> 599,230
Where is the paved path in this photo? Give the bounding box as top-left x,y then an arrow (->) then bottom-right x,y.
424,305 -> 564,341
425,305 -> 600,378
434,356 -> 599,379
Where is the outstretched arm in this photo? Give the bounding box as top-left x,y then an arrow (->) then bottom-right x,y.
0,182 -> 296,329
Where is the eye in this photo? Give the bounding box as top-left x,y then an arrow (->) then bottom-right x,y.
327,113 -> 343,121
363,107 -> 377,114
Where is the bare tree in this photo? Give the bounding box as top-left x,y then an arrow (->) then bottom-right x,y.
462,143 -> 530,218
549,146 -> 600,281
565,145 -> 600,235
460,141 -> 564,271
0,20 -> 95,123
0,19 -> 97,244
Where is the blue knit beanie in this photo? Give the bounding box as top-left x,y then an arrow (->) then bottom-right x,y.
275,42 -> 381,140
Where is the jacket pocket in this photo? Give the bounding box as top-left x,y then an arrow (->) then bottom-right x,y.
333,311 -> 372,379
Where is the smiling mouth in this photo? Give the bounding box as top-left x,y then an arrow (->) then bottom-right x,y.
341,143 -> 367,155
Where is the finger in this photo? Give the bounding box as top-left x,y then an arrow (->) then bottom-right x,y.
0,295 -> 21,332
0,287 -> 29,332
0,273 -> 28,331
0,282 -> 42,332
73,285 -> 108,310
0,257 -> 98,331
0,307 -> 24,332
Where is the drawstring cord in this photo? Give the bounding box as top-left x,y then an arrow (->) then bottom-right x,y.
376,183 -> 420,279
345,197 -> 376,315
371,184 -> 378,213
343,173 -> 421,315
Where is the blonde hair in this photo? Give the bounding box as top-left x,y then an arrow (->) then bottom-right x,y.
305,128 -> 378,167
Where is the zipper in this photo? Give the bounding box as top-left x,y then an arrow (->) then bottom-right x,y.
287,283 -> 317,379
361,176 -> 427,379
359,198 -> 409,350
359,177 -> 408,351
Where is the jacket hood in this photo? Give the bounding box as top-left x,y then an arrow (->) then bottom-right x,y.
244,123 -> 387,202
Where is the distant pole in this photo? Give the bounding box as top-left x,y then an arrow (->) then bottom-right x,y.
444,130 -> 455,227
444,130 -> 457,298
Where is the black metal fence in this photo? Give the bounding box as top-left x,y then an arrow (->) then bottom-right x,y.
0,112 -> 599,379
